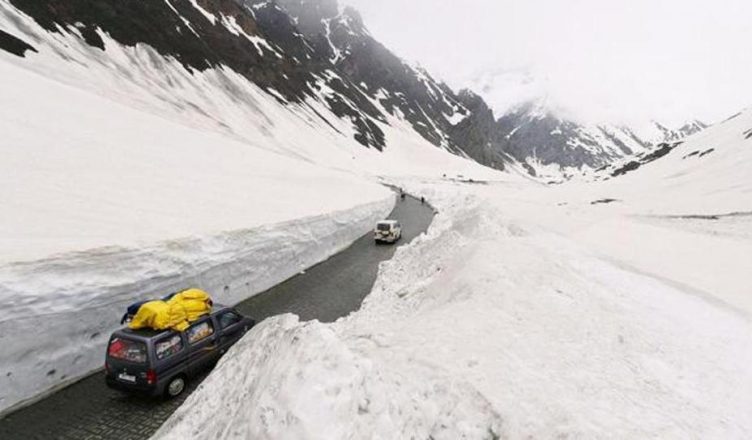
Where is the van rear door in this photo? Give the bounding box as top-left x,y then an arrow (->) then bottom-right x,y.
106,336 -> 150,388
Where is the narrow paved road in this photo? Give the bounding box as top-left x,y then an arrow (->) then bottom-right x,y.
0,195 -> 434,440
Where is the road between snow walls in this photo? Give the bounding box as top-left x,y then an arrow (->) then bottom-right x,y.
0,195 -> 395,417
154,180 -> 752,440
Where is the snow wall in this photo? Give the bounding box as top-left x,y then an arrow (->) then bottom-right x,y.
0,195 -> 395,415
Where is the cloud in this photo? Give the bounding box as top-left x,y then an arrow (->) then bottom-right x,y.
342,0 -> 752,124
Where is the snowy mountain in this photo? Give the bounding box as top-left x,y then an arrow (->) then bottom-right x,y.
620,118 -> 708,151
0,0 -> 519,171
1,0 -> 750,433
271,0 -> 511,169
495,100 -> 709,179
0,0 -> 708,179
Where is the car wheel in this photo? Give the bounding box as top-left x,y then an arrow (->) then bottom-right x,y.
165,376 -> 186,399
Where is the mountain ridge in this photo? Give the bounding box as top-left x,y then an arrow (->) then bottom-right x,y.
1,0 -> 708,176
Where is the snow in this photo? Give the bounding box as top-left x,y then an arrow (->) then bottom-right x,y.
0,57 -> 386,263
4,1 -> 750,434
0,52 -> 402,413
156,112 -> 752,438
444,109 -> 468,125
323,19 -> 342,64
0,2 -> 502,414
0,193 -> 394,415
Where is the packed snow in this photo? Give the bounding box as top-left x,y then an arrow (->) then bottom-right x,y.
0,3 -> 499,414
2,1 -> 751,436
156,111 -> 752,438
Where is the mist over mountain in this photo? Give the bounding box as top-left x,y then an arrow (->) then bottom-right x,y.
0,0 -> 711,177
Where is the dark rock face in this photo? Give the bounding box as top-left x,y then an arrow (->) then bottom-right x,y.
8,0 -> 310,100
0,28 -> 37,57
495,102 -> 650,170
275,0 -> 508,169
3,0 -> 706,174
492,101 -> 711,173
447,90 -> 509,169
7,0 -> 389,150
610,142 -> 682,177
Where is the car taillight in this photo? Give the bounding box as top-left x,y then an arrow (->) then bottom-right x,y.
146,369 -> 157,385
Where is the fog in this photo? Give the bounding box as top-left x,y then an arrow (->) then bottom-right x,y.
343,0 -> 752,125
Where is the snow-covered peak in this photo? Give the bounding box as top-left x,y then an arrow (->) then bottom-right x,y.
494,98 -> 710,180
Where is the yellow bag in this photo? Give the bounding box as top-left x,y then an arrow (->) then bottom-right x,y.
170,289 -> 213,322
128,289 -> 212,332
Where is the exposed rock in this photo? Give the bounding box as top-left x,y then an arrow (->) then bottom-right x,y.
0,28 -> 36,57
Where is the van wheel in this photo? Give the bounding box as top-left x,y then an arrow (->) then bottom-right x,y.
165,376 -> 186,399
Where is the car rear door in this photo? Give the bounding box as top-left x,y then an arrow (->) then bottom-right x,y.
185,318 -> 219,376
107,336 -> 149,388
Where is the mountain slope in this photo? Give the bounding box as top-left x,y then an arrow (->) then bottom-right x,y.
1,0 -> 709,177
495,100 -> 709,178
593,108 -> 752,213
273,0 -> 511,169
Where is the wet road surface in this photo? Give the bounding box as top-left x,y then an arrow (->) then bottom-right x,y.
0,195 -> 434,440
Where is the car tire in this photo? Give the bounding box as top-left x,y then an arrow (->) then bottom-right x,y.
165,375 -> 186,399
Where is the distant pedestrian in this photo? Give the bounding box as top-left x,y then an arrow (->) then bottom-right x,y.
420,196 -> 425,204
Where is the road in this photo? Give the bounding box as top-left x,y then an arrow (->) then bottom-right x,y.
0,195 -> 434,440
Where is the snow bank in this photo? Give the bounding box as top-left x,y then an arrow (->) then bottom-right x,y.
155,179 -> 752,439
0,2 -> 499,416
0,195 -> 393,415
154,314 -> 501,440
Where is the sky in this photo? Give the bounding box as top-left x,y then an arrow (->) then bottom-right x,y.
342,0 -> 752,126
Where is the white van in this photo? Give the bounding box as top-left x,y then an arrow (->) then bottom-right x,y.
374,220 -> 402,244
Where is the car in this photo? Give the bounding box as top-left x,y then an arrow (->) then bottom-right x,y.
105,305 -> 255,398
374,220 -> 402,244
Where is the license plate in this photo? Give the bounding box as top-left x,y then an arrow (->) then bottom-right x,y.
118,373 -> 136,383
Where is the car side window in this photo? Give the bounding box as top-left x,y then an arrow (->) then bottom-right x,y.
186,320 -> 214,344
219,311 -> 242,330
155,334 -> 184,360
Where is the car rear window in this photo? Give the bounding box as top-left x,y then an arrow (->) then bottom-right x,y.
377,223 -> 391,231
155,334 -> 184,360
108,337 -> 147,364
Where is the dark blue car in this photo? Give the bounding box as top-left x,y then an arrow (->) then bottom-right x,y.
105,305 -> 255,398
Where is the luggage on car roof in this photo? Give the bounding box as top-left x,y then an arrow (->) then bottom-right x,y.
127,288 -> 213,332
